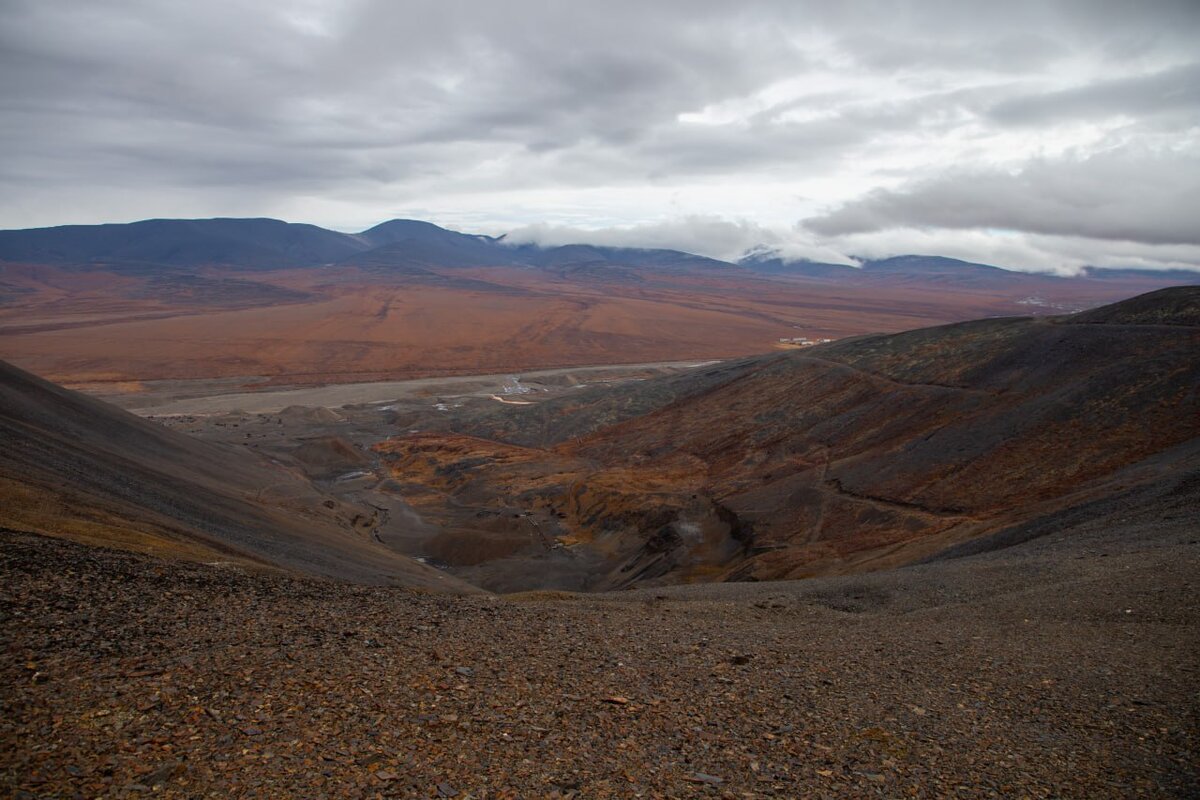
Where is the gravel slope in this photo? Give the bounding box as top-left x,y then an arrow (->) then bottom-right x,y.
3,474 -> 1197,798
0,359 -> 474,591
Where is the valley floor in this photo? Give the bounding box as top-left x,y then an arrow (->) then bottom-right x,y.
3,479 -> 1197,799
86,360 -> 716,416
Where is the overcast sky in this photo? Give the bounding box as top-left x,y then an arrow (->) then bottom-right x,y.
2,0 -> 1198,272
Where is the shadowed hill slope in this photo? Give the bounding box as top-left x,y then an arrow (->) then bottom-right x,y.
383,288 -> 1199,588
0,360 -> 474,591
1065,284 -> 1200,325
571,292 -> 1200,579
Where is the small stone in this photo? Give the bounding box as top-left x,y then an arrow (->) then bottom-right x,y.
685,773 -> 723,785
437,781 -> 459,797
143,761 -> 180,786
455,666 -> 474,677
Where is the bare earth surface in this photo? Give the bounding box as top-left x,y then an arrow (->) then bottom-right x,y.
93,361 -> 720,416
0,260 -> 1179,387
107,299 -> 1197,595
3,289 -> 1198,797
3,470 -> 1197,799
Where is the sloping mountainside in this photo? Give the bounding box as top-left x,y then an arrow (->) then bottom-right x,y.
0,360 -> 472,592
375,287 -> 1199,589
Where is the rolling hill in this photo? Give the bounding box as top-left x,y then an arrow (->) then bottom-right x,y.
375,287 -> 1200,590
0,359 -> 474,591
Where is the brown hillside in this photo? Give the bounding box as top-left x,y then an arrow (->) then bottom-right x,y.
377,289 -> 1200,588
0,360 -> 475,591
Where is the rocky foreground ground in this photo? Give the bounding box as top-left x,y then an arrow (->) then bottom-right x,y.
3,494 -> 1198,798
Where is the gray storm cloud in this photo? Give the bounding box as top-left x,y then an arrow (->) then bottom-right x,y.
1,0 -> 1198,270
803,149 -> 1200,247
987,61 -> 1200,126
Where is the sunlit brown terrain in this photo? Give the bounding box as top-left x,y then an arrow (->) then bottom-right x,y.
0,259 -> 1185,388
360,288 -> 1200,590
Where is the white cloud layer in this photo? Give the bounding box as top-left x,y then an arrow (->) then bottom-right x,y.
505,217 -> 859,266
504,217 -> 1200,274
1,0 -> 1198,271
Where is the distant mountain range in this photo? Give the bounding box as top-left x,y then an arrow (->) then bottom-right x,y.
0,217 -> 732,275
743,252 -> 1065,290
1,217 -> 1196,288
738,250 -> 1200,288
